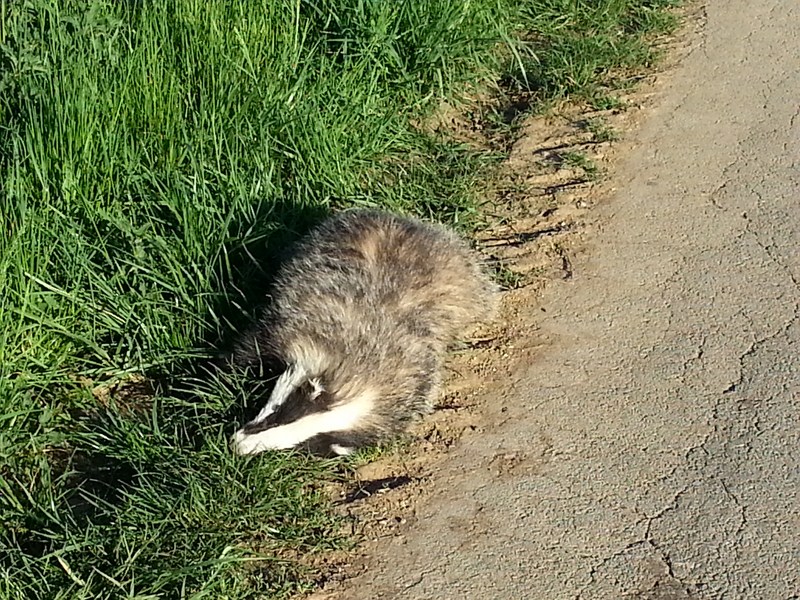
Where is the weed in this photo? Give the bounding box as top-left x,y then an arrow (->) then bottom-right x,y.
584,118 -> 620,143
589,94 -> 628,111
492,264 -> 526,290
562,151 -> 600,179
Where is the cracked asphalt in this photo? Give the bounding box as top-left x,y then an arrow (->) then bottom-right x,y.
332,2 -> 799,598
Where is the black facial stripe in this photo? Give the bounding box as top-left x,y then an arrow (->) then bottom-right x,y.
241,419 -> 273,435
242,381 -> 333,432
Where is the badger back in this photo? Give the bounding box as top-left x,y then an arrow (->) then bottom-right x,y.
269,209 -> 497,345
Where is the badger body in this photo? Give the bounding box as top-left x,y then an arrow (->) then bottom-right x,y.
231,208 -> 497,456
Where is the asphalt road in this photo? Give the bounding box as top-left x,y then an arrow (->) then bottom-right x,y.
334,2 -> 800,598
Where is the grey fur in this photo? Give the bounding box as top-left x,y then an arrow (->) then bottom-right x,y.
231,208 -> 498,456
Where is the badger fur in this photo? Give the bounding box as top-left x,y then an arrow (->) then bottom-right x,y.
230,208 -> 498,457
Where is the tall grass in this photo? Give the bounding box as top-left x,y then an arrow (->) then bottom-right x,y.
511,0 -> 678,104
0,0 -> 677,597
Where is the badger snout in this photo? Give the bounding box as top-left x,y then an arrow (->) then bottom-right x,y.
231,428 -> 263,456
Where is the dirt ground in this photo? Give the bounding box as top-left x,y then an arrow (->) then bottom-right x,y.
305,4 -> 709,594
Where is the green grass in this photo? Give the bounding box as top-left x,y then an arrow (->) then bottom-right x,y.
507,0 -> 678,104
562,150 -> 600,179
584,117 -> 619,143
0,0 -> 678,598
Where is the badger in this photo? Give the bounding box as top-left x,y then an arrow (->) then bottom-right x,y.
230,208 -> 497,457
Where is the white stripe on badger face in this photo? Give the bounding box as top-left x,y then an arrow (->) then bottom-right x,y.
252,364 -> 309,422
232,391 -> 375,456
